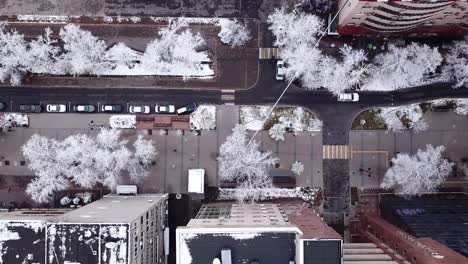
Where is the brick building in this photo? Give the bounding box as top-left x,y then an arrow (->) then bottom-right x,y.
337,0 -> 468,35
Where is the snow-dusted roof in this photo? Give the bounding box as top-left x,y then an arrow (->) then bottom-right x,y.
0,208 -> 70,221
52,194 -> 168,224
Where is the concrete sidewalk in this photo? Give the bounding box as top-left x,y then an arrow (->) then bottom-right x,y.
0,106 -> 324,195
349,111 -> 468,189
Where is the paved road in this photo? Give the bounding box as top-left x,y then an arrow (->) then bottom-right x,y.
2,63 -> 468,214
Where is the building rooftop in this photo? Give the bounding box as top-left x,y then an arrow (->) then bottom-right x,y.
381,193 -> 468,257
0,208 -> 70,221
189,203 -> 292,227
52,193 -> 167,224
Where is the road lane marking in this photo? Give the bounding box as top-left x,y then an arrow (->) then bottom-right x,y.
323,145 -> 352,159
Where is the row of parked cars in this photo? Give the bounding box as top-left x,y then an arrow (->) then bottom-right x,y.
0,102 -> 198,114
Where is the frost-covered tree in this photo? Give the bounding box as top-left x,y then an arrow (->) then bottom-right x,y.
376,104 -> 428,132
267,9 -> 367,93
218,124 -> 278,202
454,99 -> 468,115
291,161 -> 304,176
22,129 -> 157,203
364,43 -> 443,91
106,42 -> 141,69
319,45 -> 368,94
382,145 -> 453,197
269,123 -> 287,141
141,19 -> 208,78
189,105 -> 216,130
218,19 -> 251,47
0,25 -> 29,85
444,38 -> 468,88
58,24 -> 110,76
27,28 -> 60,75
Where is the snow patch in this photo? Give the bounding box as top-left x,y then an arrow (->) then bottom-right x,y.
190,105 -> 216,130
16,15 -> 71,23
179,233 -> 197,264
109,115 -> 136,129
0,113 -> 29,129
229,232 -> 259,240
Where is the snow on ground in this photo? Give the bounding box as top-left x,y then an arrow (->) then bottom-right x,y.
0,113 -> 29,129
240,106 -> 322,140
190,105 -> 216,130
109,115 -> 136,129
16,15 -> 73,23
103,63 -> 214,78
101,225 -> 128,264
218,187 -> 320,203
229,232 -> 259,240
454,99 -> 468,115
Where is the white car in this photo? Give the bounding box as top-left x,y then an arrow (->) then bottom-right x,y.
46,104 -> 66,113
337,93 -> 359,102
276,60 -> 285,81
155,105 -> 176,114
129,105 -> 151,114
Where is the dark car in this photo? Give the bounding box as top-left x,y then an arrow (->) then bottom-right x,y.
74,104 -> 96,113
176,103 -> 197,115
19,104 -> 41,113
101,104 -> 122,113
431,103 -> 454,112
0,102 -> 5,111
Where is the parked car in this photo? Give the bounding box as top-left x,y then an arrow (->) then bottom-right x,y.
155,104 -> 175,114
0,102 -> 5,111
129,105 -> 151,114
101,104 -> 122,113
276,60 -> 285,81
46,104 -> 67,113
19,104 -> 41,113
431,103 -> 454,112
73,104 -> 96,113
176,103 -> 197,115
337,93 -> 359,102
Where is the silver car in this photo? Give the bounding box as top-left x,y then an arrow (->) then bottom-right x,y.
129,105 -> 151,114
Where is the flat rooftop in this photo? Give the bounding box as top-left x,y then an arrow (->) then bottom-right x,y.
52,193 -> 167,224
0,208 -> 70,221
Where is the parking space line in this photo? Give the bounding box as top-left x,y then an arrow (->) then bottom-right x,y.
10,100 -> 13,111
97,102 -> 101,112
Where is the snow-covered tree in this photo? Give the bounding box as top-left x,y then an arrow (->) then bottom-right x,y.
269,123 -> 286,141
27,28 -> 60,75
0,24 -> 29,85
22,129 -> 157,203
128,135 -> 158,183
444,38 -> 468,88
381,145 -> 453,197
218,19 -> 251,47
454,98 -> 468,115
58,24 -> 110,76
267,9 -> 367,93
141,19 -> 208,79
105,42 -> 141,69
291,161 -> 304,176
189,105 -> 216,130
218,124 -> 278,202
319,45 -> 368,94
376,104 -> 427,132
364,43 -> 443,91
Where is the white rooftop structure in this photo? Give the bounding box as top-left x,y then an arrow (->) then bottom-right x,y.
52,193 -> 168,224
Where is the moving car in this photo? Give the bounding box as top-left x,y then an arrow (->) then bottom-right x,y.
0,102 -> 5,111
176,103 -> 197,115
155,104 -> 175,114
101,104 -> 123,113
276,60 -> 285,81
73,104 -> 96,113
19,104 -> 41,113
337,93 -> 359,102
46,104 -> 67,113
129,105 -> 151,114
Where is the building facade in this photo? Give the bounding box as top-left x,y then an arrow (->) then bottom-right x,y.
337,0 -> 468,35
0,193 -> 168,264
176,202 -> 343,264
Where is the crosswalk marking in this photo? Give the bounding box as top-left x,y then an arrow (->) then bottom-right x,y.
259,48 -> 280,60
323,145 -> 352,159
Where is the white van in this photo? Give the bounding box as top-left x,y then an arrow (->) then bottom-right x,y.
116,185 -> 137,195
